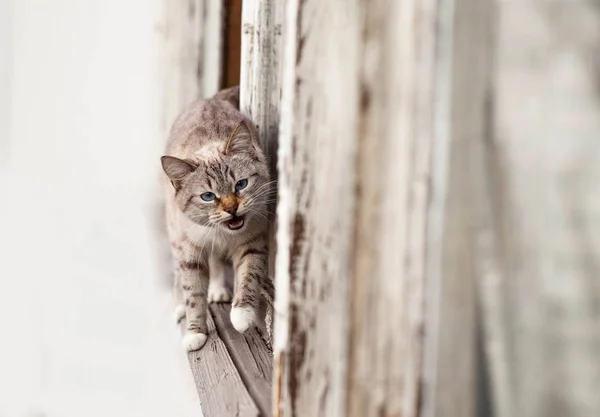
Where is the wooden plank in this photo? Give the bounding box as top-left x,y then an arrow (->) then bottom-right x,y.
422,0 -> 495,416
478,1 -> 600,417
274,1 -> 485,417
160,0 -> 223,133
274,0 -> 446,415
211,304 -> 273,417
240,0 -> 283,168
274,1 -> 360,416
185,309 -> 260,417
160,0 -> 204,136
348,1 -> 439,416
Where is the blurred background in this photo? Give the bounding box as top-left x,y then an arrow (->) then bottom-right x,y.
0,1 -> 202,416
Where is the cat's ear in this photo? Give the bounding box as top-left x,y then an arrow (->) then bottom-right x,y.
161,156 -> 196,190
224,120 -> 262,159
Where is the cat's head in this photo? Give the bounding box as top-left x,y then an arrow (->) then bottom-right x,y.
161,120 -> 271,234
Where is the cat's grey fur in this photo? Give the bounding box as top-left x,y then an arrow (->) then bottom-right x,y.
161,86 -> 274,351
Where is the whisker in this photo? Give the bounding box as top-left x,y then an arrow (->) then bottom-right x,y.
247,181 -> 277,198
248,186 -> 277,197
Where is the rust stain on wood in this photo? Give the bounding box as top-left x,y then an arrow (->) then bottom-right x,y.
273,352 -> 283,417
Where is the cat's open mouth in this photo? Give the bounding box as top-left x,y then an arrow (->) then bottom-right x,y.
226,215 -> 245,230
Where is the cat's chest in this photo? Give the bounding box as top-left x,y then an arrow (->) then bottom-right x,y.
181,219 -> 234,255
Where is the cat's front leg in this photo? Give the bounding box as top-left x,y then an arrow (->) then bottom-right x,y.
208,253 -> 232,303
230,233 -> 273,333
172,265 -> 186,323
178,257 -> 209,351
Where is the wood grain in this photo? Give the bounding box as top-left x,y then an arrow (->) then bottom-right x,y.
186,309 -> 260,417
160,0 -> 223,133
274,1 -> 359,415
421,0 -> 495,416
349,1 -> 440,416
274,1 -> 482,416
240,0 -> 282,169
479,1 -> 600,417
211,304 -> 273,417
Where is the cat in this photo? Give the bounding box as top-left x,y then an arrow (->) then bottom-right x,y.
161,86 -> 274,351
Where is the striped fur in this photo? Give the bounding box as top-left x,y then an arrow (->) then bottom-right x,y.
162,87 -> 274,351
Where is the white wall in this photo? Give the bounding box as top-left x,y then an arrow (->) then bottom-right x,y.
0,1 -> 201,416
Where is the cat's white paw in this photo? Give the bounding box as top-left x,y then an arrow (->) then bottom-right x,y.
182,332 -> 208,352
208,284 -> 232,303
174,304 -> 186,323
230,306 -> 257,333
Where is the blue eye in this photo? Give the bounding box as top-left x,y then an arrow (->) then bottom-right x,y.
235,179 -> 248,191
200,192 -> 216,201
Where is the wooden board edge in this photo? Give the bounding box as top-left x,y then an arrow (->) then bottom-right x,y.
182,309 -> 260,417
211,303 -> 274,417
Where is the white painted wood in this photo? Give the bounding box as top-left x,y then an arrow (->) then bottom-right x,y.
348,0 -> 441,415
480,1 -> 600,417
275,1 -> 600,417
274,0 -> 453,416
422,0 -> 499,416
240,0 -> 256,119
160,0 -> 223,137
274,1 -> 359,416
201,1 -> 223,98
272,0 -> 299,412
160,0 -> 203,136
240,0 -> 283,169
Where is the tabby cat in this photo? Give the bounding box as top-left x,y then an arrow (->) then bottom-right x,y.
161,87 -> 274,351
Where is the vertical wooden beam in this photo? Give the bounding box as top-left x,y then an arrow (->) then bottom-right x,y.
160,0 -> 223,135
274,0 -> 476,416
479,1 -> 600,417
200,0 -> 224,97
160,0 -> 204,135
422,0 -> 495,416
274,1 -> 360,415
240,0 -> 283,171
349,0 -> 440,416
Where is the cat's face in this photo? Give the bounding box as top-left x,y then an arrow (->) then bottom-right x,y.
162,122 -> 271,234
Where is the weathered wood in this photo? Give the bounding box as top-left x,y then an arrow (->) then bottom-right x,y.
422,0 -> 495,416
348,0 -> 443,416
274,0 -> 490,416
274,1 -> 359,416
240,0 -> 283,169
186,309 -> 260,417
478,1 -> 600,417
211,304 -> 273,417
274,0 -> 451,414
160,0 -> 223,137
200,0 -> 224,96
